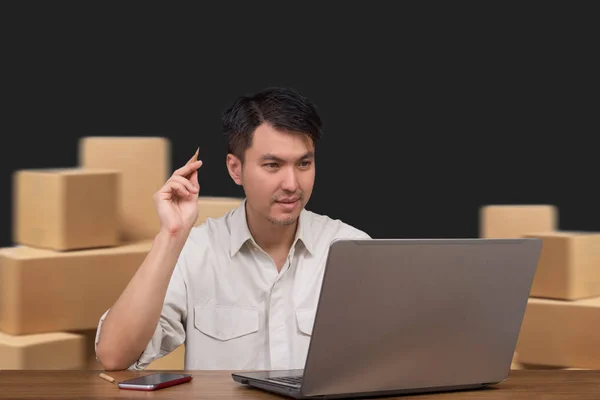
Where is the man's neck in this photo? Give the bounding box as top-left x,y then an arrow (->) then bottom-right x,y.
245,204 -> 298,254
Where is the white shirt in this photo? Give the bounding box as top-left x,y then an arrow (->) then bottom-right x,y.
95,200 -> 370,371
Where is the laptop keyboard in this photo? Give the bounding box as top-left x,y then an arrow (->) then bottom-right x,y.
267,375 -> 303,387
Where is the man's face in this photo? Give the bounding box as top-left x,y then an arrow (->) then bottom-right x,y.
229,123 -> 315,226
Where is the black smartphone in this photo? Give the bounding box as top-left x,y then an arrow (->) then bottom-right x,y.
117,373 -> 193,391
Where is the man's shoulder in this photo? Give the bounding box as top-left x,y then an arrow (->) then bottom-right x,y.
303,208 -> 370,240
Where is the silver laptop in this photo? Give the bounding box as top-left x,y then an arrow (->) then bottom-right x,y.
232,238 -> 542,399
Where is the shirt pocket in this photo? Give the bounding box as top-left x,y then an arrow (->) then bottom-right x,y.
194,305 -> 259,341
295,308 -> 316,336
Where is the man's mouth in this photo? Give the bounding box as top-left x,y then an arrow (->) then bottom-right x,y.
277,198 -> 299,204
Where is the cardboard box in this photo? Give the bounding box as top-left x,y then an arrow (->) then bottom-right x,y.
146,344 -> 185,370
0,241 -> 152,335
78,329 -> 104,370
195,196 -> 243,226
516,297 -> 600,369
12,168 -> 119,251
523,231 -> 600,300
0,331 -> 85,370
79,137 -> 170,241
479,205 -> 557,238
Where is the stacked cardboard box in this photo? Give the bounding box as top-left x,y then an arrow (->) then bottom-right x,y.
195,196 -> 243,227
480,204 -> 600,370
479,205 -> 558,239
480,204 -> 559,370
0,136 -> 243,371
515,231 -> 600,370
78,137 -> 170,242
0,137 -> 166,370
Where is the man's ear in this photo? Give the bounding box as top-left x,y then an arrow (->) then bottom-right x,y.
226,153 -> 243,186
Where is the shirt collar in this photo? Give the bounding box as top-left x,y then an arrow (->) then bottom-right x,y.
229,199 -> 253,257
295,208 -> 314,255
229,199 -> 315,257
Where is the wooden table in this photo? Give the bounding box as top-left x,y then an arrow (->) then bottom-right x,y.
1,369 -> 599,399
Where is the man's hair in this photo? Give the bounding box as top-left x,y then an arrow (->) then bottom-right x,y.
222,87 -> 323,161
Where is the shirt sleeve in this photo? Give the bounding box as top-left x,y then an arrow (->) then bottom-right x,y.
353,230 -> 371,239
94,260 -> 188,370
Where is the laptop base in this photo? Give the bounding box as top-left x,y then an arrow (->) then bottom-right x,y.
232,371 -> 500,399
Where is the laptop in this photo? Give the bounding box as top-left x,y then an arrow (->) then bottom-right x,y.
232,238 -> 542,399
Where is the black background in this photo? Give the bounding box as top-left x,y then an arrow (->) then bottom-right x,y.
1,3 -> 597,248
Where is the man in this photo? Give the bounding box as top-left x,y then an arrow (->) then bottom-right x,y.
95,87 -> 370,371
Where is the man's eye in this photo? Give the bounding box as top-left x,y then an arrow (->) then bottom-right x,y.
299,161 -> 311,168
264,163 -> 279,169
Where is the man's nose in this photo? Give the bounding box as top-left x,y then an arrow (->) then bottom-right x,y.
281,168 -> 299,192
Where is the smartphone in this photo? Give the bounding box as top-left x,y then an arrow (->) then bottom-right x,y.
117,373 -> 193,391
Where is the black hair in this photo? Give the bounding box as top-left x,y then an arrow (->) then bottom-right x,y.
222,87 -> 323,161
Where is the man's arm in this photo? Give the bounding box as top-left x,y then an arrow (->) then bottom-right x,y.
95,231 -> 187,371
95,148 -> 202,371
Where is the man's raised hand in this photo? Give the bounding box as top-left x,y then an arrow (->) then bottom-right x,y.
153,148 -> 203,237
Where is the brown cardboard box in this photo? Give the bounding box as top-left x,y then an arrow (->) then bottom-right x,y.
0,241 -> 152,335
523,231 -> 600,300
12,168 -> 119,251
195,196 -> 243,226
78,137 -> 170,241
479,205 -> 558,238
516,297 -> 600,369
0,331 -> 85,370
76,329 -> 104,370
146,344 -> 185,370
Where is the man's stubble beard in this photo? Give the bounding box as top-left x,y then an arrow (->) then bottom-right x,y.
268,192 -> 304,226
267,215 -> 298,226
